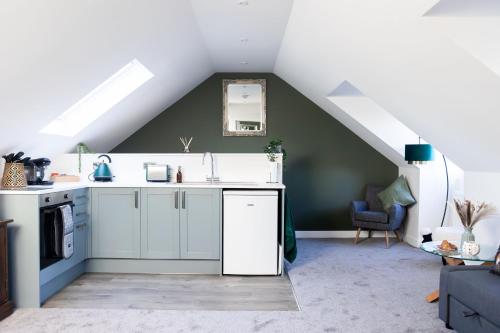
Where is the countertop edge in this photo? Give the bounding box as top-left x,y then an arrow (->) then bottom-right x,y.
0,182 -> 286,195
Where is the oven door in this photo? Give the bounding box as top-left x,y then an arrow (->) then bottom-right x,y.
39,204 -> 71,270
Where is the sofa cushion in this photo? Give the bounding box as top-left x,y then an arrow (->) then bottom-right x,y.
447,268 -> 500,327
365,185 -> 385,211
354,211 -> 388,223
377,175 -> 416,211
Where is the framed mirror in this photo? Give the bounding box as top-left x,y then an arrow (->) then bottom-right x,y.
223,79 -> 266,136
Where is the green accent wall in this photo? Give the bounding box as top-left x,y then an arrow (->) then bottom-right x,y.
112,73 -> 398,231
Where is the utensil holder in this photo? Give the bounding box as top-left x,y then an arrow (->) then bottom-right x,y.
1,163 -> 27,189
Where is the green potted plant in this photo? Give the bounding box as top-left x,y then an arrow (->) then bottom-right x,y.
264,139 -> 286,183
76,143 -> 92,174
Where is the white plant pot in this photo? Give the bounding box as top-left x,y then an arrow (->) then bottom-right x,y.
269,162 -> 279,183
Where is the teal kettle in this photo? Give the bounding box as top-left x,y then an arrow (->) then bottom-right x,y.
92,154 -> 113,182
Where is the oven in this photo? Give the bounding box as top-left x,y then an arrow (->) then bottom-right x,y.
39,190 -> 73,270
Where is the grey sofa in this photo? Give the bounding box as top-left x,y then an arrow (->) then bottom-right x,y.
350,185 -> 406,248
439,266 -> 500,332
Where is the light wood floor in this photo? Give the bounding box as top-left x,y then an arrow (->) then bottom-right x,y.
43,273 -> 299,311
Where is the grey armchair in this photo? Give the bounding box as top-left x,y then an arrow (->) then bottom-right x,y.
350,185 -> 407,248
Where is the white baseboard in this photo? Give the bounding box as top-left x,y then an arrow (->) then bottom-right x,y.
403,234 -> 420,248
296,230 -> 396,239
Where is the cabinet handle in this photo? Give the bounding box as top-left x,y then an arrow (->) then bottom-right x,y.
134,190 -> 139,209
175,191 -> 179,209
182,191 -> 186,209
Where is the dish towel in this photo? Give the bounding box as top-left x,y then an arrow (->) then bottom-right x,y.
59,204 -> 74,259
284,193 -> 297,263
63,233 -> 74,259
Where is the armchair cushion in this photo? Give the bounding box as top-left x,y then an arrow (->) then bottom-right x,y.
377,175 -> 416,211
354,211 -> 388,223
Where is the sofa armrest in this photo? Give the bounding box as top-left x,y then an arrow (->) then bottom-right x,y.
439,266 -> 453,324
351,201 -> 368,213
438,265 -> 492,324
388,204 -> 406,229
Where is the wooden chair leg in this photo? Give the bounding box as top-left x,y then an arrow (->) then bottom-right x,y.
385,231 -> 390,248
354,227 -> 361,244
394,230 -> 401,242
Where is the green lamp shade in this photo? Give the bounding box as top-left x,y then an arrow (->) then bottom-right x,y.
405,144 -> 434,163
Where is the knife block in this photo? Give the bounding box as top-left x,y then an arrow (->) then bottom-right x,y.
1,163 -> 27,189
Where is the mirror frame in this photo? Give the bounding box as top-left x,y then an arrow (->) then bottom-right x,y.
222,79 -> 267,137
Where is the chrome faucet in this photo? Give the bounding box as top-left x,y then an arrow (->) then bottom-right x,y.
202,152 -> 219,183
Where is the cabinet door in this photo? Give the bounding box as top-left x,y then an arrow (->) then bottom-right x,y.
0,225 -> 7,303
180,189 -> 220,260
141,188 -> 180,259
91,188 -> 141,258
74,222 -> 88,263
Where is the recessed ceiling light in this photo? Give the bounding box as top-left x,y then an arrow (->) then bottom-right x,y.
240,61 -> 248,65
238,1 -> 249,6
240,38 -> 248,43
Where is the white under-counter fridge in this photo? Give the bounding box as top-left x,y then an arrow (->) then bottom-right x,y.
223,190 -> 279,275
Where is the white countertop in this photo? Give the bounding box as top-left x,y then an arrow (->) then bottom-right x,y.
0,181 -> 285,195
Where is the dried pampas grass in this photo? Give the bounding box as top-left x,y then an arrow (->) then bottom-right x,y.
453,199 -> 495,229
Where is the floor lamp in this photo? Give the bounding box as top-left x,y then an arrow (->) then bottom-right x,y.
405,137 -> 449,243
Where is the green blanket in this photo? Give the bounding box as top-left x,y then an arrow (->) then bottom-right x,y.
284,193 -> 297,263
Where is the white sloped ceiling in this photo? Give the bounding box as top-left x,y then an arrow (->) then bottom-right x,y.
274,0 -> 500,172
190,0 -> 293,72
0,0 -> 292,160
0,0 -> 212,158
2,0 -> 500,173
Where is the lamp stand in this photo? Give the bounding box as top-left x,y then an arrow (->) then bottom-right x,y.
440,154 -> 449,227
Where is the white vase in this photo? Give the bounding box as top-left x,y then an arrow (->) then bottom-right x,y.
269,162 -> 279,183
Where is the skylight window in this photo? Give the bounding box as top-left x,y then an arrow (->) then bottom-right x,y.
40,59 -> 154,137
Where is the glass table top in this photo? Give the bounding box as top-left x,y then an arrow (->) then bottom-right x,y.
421,241 -> 496,262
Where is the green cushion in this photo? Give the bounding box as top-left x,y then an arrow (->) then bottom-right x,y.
377,175 -> 416,211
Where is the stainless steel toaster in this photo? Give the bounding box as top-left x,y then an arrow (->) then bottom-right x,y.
145,164 -> 170,182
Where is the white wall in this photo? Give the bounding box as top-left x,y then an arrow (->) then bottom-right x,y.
464,172 -> 500,247
400,157 -> 464,247
399,166 -> 420,246
48,153 -> 282,185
